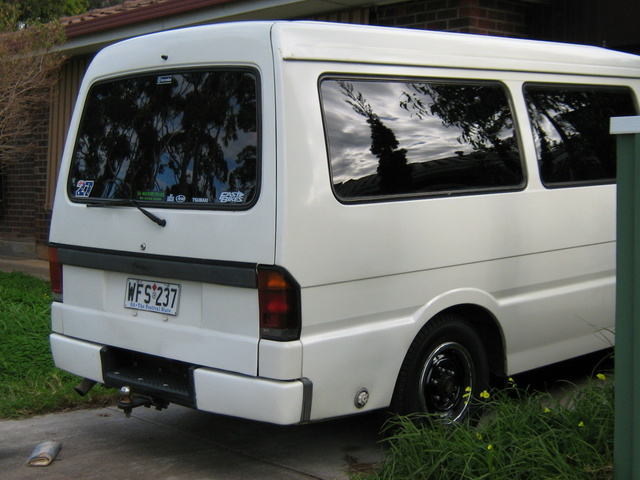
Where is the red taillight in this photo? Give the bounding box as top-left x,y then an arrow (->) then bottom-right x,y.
257,267 -> 300,341
49,246 -> 63,301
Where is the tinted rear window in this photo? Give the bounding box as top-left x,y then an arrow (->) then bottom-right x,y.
69,70 -> 259,208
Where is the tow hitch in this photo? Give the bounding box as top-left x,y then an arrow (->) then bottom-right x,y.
117,386 -> 169,417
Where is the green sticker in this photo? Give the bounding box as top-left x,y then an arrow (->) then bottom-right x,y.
136,191 -> 165,202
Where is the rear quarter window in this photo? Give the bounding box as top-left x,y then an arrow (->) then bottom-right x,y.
69,69 -> 259,208
320,78 -> 524,202
524,84 -> 637,187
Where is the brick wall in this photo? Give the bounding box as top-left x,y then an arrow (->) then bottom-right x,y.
0,158 -> 36,239
372,0 -> 530,37
0,106 -> 50,257
529,0 -> 640,53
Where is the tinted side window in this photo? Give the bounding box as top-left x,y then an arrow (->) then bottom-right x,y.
524,84 -> 636,186
321,79 -> 523,201
69,70 -> 259,208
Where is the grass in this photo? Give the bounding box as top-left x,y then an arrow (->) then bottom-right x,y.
0,271 -> 113,418
353,375 -> 614,480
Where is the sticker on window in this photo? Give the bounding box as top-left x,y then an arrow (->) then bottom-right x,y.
136,191 -> 164,202
157,75 -> 173,85
219,192 -> 245,203
75,180 -> 94,197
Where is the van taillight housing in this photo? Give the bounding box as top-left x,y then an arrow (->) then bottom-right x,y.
257,266 -> 301,341
49,246 -> 63,301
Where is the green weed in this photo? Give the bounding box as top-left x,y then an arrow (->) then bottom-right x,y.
356,376 -> 614,480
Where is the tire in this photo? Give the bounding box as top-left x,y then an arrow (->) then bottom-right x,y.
391,313 -> 490,424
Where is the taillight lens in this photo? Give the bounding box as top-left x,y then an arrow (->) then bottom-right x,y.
257,267 -> 300,341
49,246 -> 63,301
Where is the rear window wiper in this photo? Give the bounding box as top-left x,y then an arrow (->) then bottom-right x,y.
87,199 -> 167,227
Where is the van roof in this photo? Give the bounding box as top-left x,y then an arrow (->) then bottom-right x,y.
273,21 -> 640,78
93,21 -> 640,79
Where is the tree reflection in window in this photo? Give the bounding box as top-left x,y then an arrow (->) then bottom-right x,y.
321,79 -> 523,201
524,85 -> 636,186
340,81 -> 412,194
69,70 -> 258,207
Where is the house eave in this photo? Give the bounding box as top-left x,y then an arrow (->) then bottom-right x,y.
61,0 -> 379,56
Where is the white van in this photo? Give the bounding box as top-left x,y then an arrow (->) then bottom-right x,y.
49,21 -> 639,425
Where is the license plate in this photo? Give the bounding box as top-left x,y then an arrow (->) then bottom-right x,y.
124,278 -> 181,316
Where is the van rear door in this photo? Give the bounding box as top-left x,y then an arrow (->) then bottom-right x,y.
49,27 -> 277,380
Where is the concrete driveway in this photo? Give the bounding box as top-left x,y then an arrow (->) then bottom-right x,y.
0,404 -> 385,480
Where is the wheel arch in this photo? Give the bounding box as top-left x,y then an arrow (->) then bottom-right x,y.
412,289 -> 507,381
436,304 -> 506,381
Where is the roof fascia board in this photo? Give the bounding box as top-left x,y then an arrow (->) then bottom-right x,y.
61,0 -> 375,56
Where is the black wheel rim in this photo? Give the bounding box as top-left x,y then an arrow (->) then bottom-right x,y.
418,341 -> 475,423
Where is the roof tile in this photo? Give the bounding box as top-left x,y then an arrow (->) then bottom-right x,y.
61,0 -> 169,28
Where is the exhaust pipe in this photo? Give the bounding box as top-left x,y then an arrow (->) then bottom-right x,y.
73,378 -> 97,396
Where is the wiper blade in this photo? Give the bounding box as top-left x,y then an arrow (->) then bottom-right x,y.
87,200 -> 167,227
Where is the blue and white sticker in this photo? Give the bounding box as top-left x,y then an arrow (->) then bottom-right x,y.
75,180 -> 94,197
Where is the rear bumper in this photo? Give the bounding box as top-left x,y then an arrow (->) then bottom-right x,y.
50,334 -> 311,425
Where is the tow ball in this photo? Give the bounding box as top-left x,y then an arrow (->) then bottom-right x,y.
117,386 -> 168,417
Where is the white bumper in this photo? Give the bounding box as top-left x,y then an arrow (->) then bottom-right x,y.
50,334 -> 310,425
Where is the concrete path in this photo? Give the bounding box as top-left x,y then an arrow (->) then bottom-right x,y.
0,255 -> 50,280
0,404 -> 385,479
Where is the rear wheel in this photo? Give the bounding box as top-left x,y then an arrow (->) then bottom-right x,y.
392,313 -> 490,423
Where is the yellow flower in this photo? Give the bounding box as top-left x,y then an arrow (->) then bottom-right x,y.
578,421 -> 585,428
508,377 -> 515,383
544,407 -> 551,413
597,373 -> 606,381
463,386 -> 471,399
480,390 -> 490,399
487,444 -> 493,450
476,433 -> 483,440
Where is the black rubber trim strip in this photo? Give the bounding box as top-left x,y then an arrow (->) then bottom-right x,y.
52,244 -> 258,288
299,377 -> 313,423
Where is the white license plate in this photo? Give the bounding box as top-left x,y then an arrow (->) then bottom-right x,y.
124,278 -> 181,316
